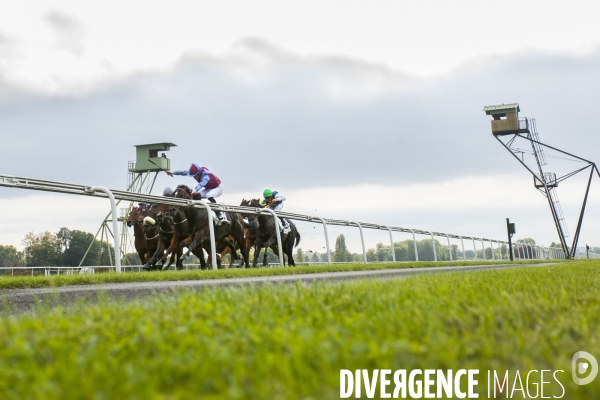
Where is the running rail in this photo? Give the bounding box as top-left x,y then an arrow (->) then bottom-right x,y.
0,174 -> 566,270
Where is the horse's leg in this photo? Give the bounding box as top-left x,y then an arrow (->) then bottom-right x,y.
157,237 -> 177,267
284,237 -> 295,267
252,239 -> 263,268
263,236 -> 279,266
221,238 -> 238,261
197,247 -> 207,270
147,241 -> 165,268
177,237 -> 192,270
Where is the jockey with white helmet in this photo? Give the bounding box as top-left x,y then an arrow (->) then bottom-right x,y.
166,163 -> 228,225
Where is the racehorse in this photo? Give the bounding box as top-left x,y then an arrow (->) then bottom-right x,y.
241,198 -> 301,267
172,185 -> 248,269
155,207 -> 197,270
144,205 -> 176,269
127,203 -> 154,264
141,216 -> 161,269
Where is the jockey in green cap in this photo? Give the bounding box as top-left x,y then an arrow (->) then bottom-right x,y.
260,189 -> 291,234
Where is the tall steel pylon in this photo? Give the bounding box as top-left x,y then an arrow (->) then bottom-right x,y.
484,104 -> 598,258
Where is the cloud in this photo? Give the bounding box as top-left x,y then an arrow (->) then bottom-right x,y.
1,39 -> 600,251
44,9 -> 86,56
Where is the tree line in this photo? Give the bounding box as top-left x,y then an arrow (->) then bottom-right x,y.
293,234 -> 527,264
0,228 -> 114,267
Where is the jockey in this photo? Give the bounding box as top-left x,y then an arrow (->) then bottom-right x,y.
260,189 -> 291,234
166,163 -> 229,225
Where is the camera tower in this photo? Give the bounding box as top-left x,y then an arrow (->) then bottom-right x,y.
484,104 -> 598,259
79,143 -> 177,267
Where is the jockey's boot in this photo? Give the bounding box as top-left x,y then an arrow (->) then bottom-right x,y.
218,212 -> 230,226
281,218 -> 291,234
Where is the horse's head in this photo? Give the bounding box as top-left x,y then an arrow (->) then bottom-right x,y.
155,210 -> 173,226
173,184 -> 193,200
143,216 -> 159,238
248,198 -> 262,208
127,207 -> 145,227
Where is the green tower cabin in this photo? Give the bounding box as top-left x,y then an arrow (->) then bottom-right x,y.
129,142 -> 177,172
483,103 -> 529,135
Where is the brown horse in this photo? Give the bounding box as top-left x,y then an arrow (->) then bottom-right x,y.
144,205 -> 176,269
172,185 -> 248,269
210,212 -> 258,268
127,203 -> 154,264
156,206 -> 204,270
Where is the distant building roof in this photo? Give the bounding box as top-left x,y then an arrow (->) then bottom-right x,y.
133,142 -> 177,148
483,103 -> 520,115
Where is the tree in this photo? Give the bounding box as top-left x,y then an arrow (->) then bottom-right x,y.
22,231 -> 60,267
516,238 -> 536,245
332,234 -> 352,263
21,229 -> 115,267
311,252 -> 320,263
0,245 -> 23,267
295,248 -> 305,263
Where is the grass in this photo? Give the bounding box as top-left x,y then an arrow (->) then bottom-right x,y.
0,259 -> 559,290
0,260 -> 598,399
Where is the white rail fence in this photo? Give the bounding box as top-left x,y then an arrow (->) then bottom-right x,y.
0,174 -> 569,273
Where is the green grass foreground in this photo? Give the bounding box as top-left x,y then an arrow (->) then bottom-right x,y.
0,261 -> 598,398
0,259 -> 557,290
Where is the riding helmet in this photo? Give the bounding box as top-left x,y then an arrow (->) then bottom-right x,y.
263,188 -> 273,198
189,163 -> 201,176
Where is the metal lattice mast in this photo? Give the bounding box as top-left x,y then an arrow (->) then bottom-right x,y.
484,104 -> 599,259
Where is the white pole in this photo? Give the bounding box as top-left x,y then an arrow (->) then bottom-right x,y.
259,208 -> 284,266
189,200 -> 217,270
85,186 -> 121,273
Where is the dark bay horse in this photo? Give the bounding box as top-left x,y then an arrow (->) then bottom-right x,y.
241,199 -> 301,267
144,205 -> 176,269
172,185 -> 248,269
127,203 -> 155,264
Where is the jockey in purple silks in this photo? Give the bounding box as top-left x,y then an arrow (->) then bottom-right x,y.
166,163 -> 229,225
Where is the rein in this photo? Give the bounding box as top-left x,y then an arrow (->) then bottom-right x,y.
145,233 -> 159,240
173,218 -> 187,225
160,226 -> 174,234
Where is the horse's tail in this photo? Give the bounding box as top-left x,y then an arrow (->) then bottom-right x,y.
294,229 -> 301,248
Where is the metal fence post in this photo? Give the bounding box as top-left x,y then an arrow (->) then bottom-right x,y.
384,226 -> 396,262
189,200 -> 217,270
472,238 -> 477,260
85,186 -> 121,273
444,234 -> 452,261
489,240 -> 495,260
313,217 -> 331,264
355,222 -> 367,263
428,232 -> 437,262
459,236 -> 466,261
481,239 -> 486,260
408,229 -> 418,261
259,208 -> 284,266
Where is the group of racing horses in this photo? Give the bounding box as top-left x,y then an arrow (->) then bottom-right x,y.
126,184 -> 301,270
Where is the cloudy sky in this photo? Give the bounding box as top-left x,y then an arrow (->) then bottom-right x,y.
2,0 -> 600,254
